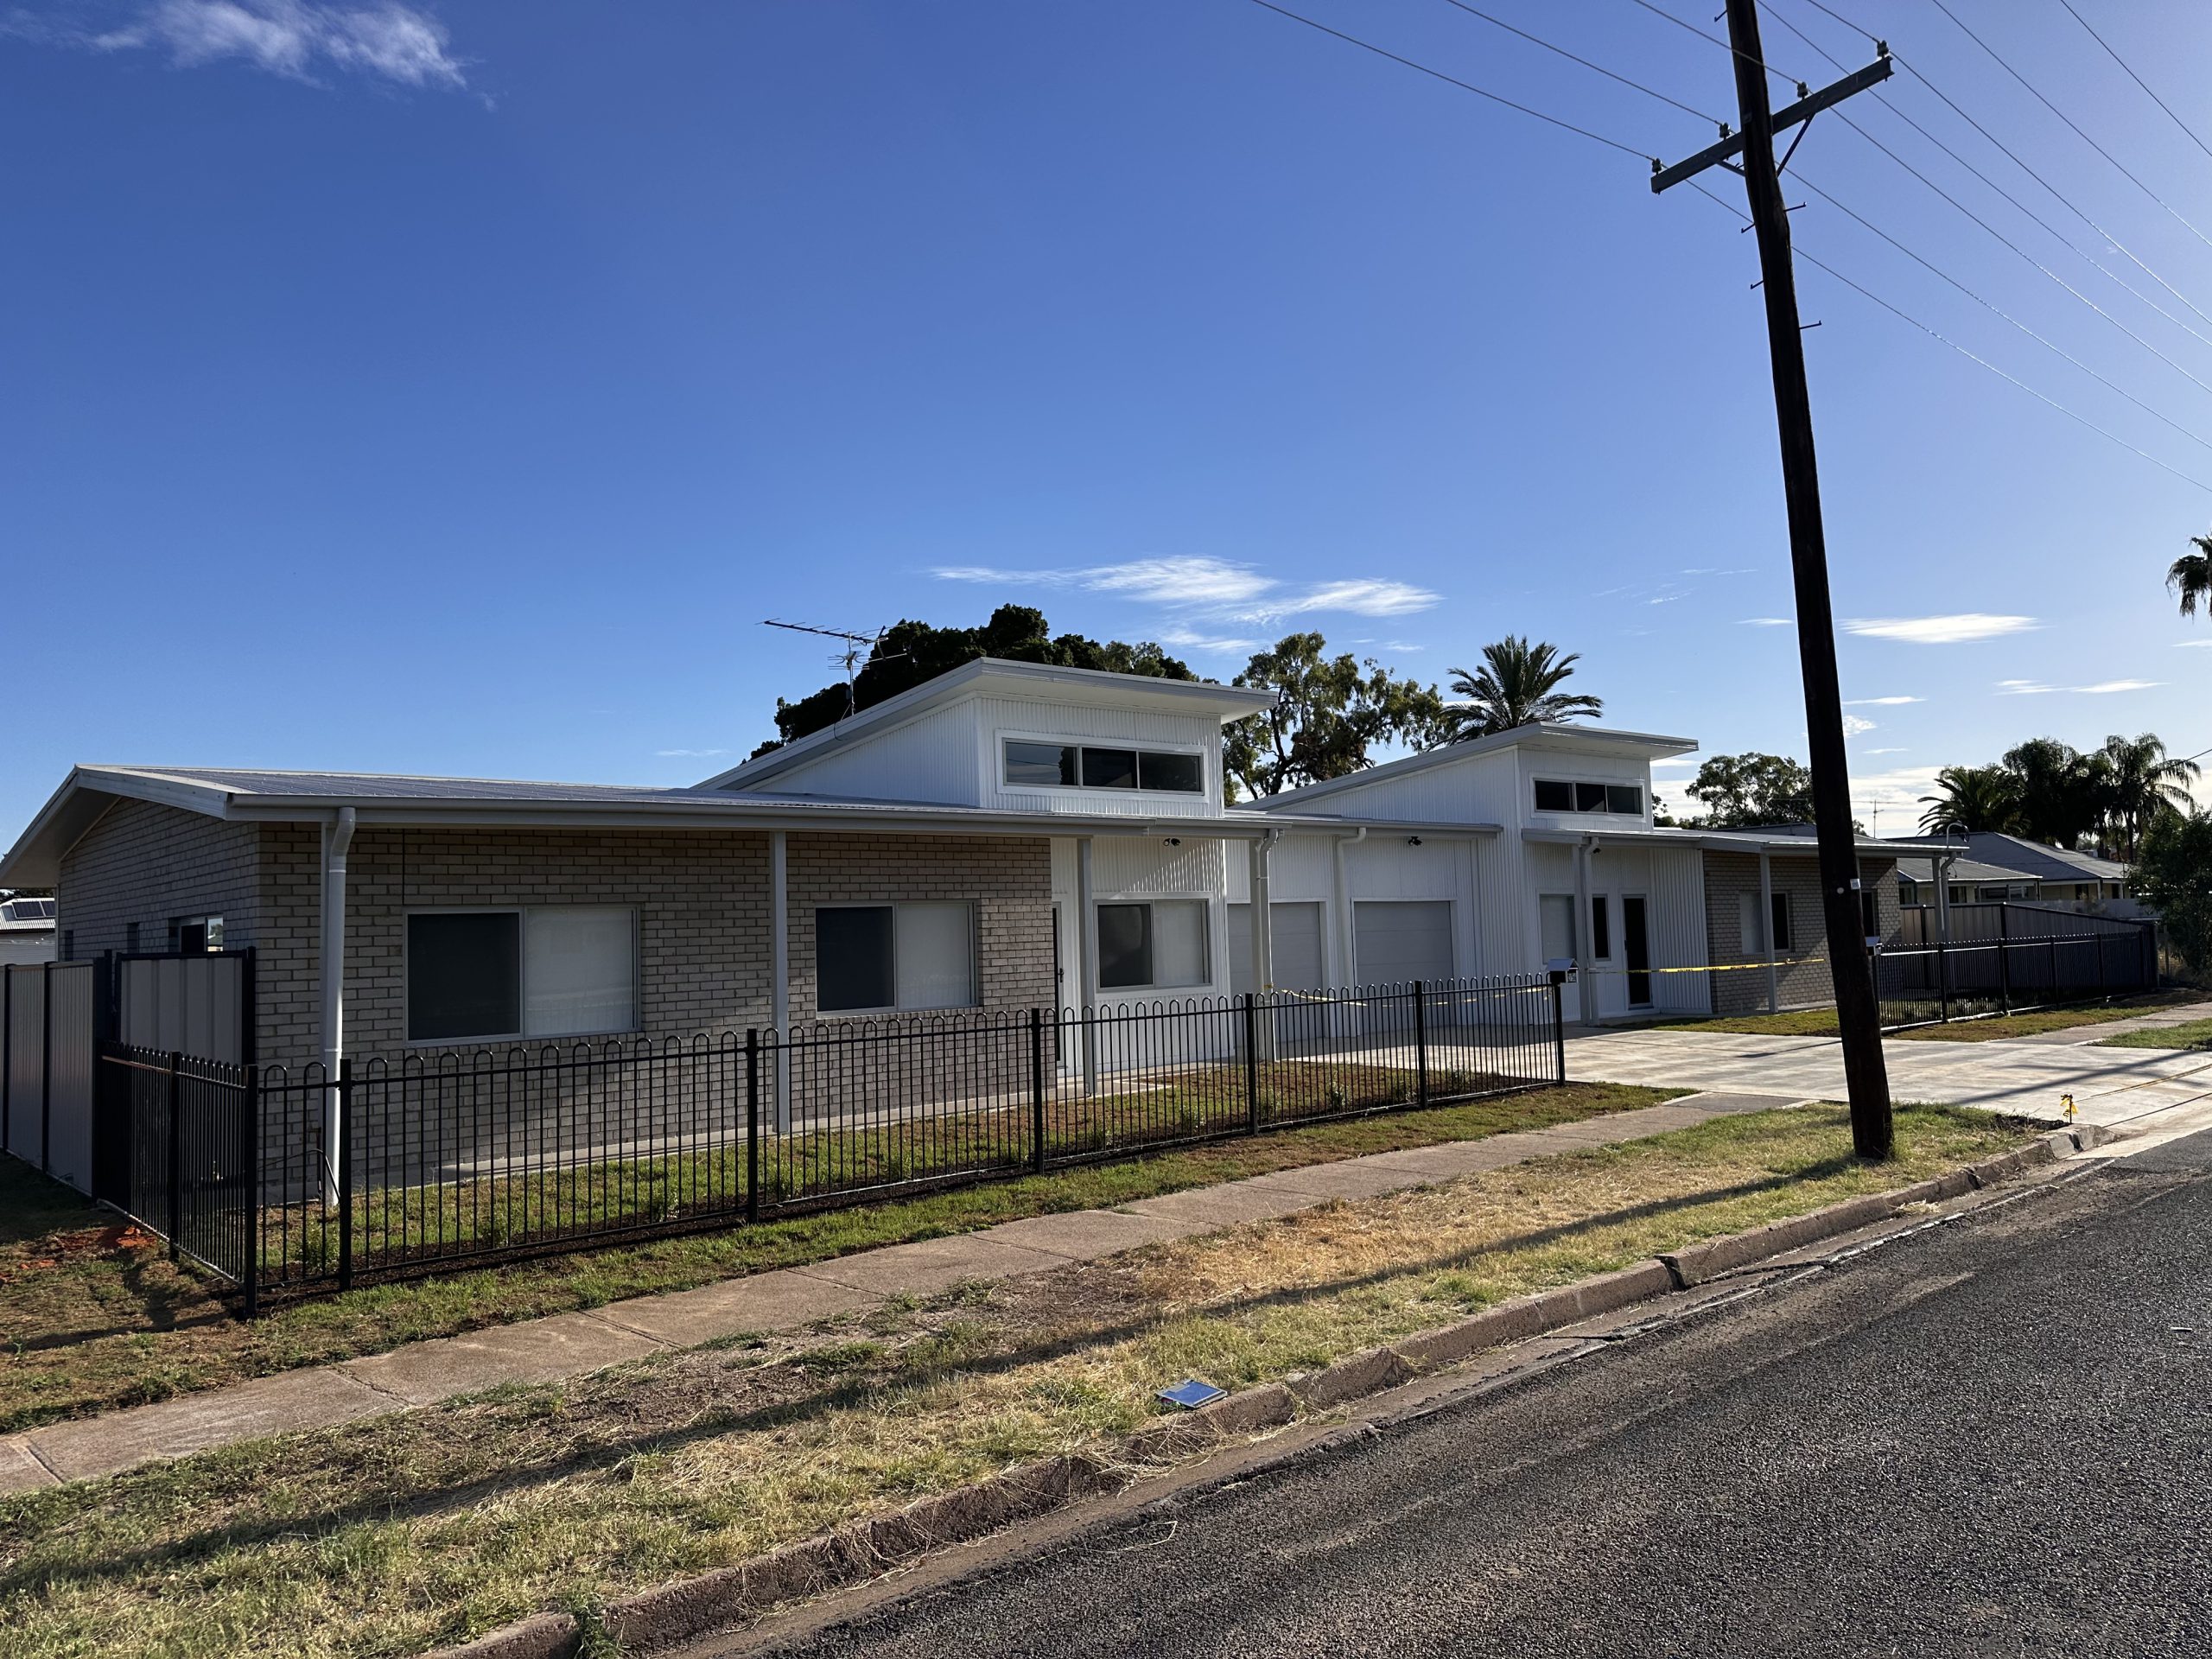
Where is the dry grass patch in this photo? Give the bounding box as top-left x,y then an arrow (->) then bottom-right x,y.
0,1083 -> 1663,1434
0,1103 -> 2027,1659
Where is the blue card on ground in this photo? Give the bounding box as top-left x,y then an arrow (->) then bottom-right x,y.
1157,1378 -> 1226,1410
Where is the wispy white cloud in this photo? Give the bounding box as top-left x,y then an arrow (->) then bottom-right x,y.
32,1 -> 470,90
932,557 -> 1440,626
1865,747 -> 1908,754
1844,695 -> 1923,706
656,747 -> 732,758
1844,613 -> 2037,644
1841,714 -> 1878,737
1738,617 -> 1793,627
1155,626 -> 1262,655
2174,639 -> 2212,648
1382,640 -> 1425,653
1997,677 -> 2160,696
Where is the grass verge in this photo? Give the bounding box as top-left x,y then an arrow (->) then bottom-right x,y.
2095,1016 -> 2212,1051
0,1082 -> 1663,1435
1662,991 -> 2197,1042
0,1102 -> 2027,1659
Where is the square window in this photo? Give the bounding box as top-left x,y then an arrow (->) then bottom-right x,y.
1138,750 -> 1204,793
1081,747 -> 1139,789
1004,740 -> 1077,786
1096,902 -> 1150,988
1533,779 -> 1573,812
1539,893 -> 1575,964
409,912 -> 523,1042
1605,785 -> 1643,815
523,907 -> 636,1037
1574,782 -> 1610,812
818,906 -> 895,1012
1096,900 -> 1209,990
893,901 -> 976,1009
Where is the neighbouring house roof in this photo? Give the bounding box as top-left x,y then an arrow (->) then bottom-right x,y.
0,894 -> 55,932
697,658 -> 1280,792
1876,832 -> 2127,885
1885,849 -> 2044,887
1254,723 -> 1700,812
0,764 -> 1499,888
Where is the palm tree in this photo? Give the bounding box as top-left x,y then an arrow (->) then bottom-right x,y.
1917,765 -> 2022,836
2171,532 -> 2212,618
1444,636 -> 1602,741
2002,737 -> 2109,850
2098,732 -> 2201,861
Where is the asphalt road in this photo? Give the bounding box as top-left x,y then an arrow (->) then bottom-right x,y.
756,1133 -> 2212,1658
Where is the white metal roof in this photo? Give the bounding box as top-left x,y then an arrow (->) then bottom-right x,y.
0,763 -> 1497,887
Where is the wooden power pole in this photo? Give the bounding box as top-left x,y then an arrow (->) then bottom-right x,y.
1654,2 -> 1896,1159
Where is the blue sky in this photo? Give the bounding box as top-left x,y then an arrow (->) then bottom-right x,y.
4,0 -> 2209,842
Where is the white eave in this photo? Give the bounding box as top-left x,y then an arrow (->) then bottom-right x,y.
698,658 -> 1280,792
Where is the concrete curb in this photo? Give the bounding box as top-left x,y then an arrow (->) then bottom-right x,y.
419,1141 -> 2078,1657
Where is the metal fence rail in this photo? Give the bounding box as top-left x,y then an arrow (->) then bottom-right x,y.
105,975 -> 1566,1312
102,1043 -> 260,1310
1876,912 -> 2157,1026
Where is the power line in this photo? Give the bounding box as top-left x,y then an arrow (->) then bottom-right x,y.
1688,180 -> 2212,495
1759,0 -> 2212,359
1789,174 -> 2212,457
1246,0 -> 1654,160
1619,0 -> 1796,89
1777,0 -> 2212,336
1433,0 -> 1724,128
2054,0 -> 2212,165
1924,0 -> 2212,257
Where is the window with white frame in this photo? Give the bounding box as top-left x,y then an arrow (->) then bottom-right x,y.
1538,893 -> 1576,965
1737,891 -> 1793,955
817,901 -> 977,1014
1002,739 -> 1205,794
1531,779 -> 1643,815
1096,899 -> 1210,990
408,906 -> 638,1043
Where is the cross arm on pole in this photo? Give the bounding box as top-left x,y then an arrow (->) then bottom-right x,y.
1651,54 -> 1891,193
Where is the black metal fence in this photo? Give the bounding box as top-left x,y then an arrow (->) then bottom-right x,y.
1877,904 -> 2157,1025
100,974 -> 1566,1311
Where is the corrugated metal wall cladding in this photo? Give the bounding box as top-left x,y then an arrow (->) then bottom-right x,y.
1090,836 -> 1224,894
758,702 -> 986,806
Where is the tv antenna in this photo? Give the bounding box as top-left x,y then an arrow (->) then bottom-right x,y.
762,620 -> 905,722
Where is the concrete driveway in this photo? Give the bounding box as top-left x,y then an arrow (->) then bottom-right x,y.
1564,1018 -> 2212,1130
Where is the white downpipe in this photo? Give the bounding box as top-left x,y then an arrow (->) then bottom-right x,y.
1758,849 -> 1778,1014
1573,836 -> 1595,1026
320,806 -> 356,1207
1248,830 -> 1281,1061
1076,836 -> 1097,1095
770,830 -> 791,1134
1331,827 -> 1366,1042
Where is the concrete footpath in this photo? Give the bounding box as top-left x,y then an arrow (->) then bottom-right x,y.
1566,1015 -> 2212,1131
0,1090 -> 1800,1496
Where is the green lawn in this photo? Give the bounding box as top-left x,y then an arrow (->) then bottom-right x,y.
0,1079 -> 1667,1435
2096,1016 -> 2212,1051
1662,991 -> 2197,1043
0,1103 -> 2030,1659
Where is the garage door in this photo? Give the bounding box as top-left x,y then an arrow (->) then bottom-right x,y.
1228,902 -> 1326,997
1353,900 -> 1454,988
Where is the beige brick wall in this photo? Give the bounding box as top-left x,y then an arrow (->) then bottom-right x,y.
1703,852 -> 1901,1015
251,823 -> 1055,1066
56,798 -> 262,963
